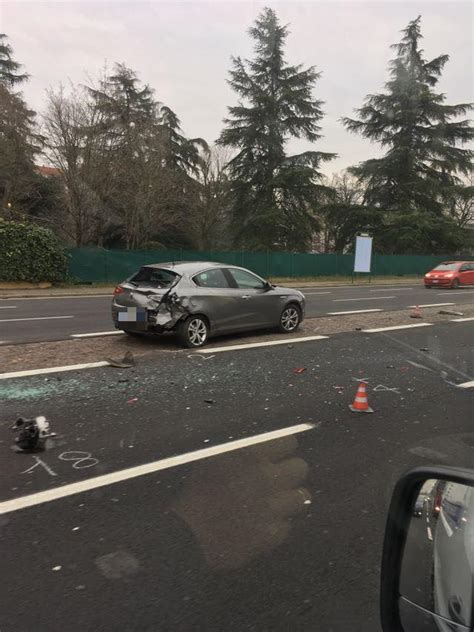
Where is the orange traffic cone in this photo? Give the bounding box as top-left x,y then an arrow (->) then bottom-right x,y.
349,382 -> 374,413
410,305 -> 423,319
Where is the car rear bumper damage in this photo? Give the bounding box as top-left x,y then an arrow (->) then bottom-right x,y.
112,291 -> 191,333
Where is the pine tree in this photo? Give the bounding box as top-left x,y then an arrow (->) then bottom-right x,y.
343,16 -> 473,216
0,35 -> 45,216
86,64 -> 205,248
0,34 -> 29,86
219,7 -> 334,250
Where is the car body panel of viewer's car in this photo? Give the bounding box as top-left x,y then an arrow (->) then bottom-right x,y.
424,261 -> 474,289
111,261 -> 305,347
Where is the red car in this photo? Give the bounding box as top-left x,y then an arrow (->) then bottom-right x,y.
424,261 -> 474,289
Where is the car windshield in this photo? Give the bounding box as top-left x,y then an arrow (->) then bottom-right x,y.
433,263 -> 459,271
129,267 -> 179,288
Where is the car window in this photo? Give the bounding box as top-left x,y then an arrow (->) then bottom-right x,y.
459,264 -> 472,271
228,268 -> 266,289
193,268 -> 229,288
130,267 -> 179,288
433,263 -> 459,271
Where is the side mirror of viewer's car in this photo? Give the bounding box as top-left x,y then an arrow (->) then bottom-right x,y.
381,467 -> 474,632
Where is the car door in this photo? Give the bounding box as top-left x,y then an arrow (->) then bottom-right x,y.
457,263 -> 473,286
225,268 -> 283,328
467,263 -> 474,285
191,267 -> 248,333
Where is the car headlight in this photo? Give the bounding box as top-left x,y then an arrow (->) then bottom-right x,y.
444,273 -> 454,278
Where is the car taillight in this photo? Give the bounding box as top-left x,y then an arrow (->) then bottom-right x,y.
114,286 -> 124,295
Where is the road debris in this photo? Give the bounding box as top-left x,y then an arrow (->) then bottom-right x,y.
409,305 -> 423,319
204,398 -> 215,404
293,368 -> 307,374
11,416 -> 56,452
438,309 -> 464,316
126,397 -> 138,404
106,351 -> 136,368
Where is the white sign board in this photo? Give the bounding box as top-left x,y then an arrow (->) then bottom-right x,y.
354,235 -> 373,273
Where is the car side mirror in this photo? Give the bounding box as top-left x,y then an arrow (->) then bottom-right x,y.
381,467 -> 474,631
262,281 -> 273,291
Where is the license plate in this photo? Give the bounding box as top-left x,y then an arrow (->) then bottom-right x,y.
118,308 -> 146,322
433,280 -> 439,283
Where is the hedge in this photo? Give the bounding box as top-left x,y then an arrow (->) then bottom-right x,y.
0,220 -> 68,283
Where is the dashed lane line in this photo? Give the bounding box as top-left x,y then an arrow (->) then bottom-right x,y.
333,296 -> 395,302
407,303 -> 454,308
0,315 -> 74,323
0,306 -> 17,309
437,291 -> 474,295
71,331 -> 124,338
457,381 -> 474,389
369,288 -> 414,292
0,361 -> 110,380
0,423 -> 315,515
451,317 -> 474,322
327,309 -> 383,315
362,323 -> 433,333
0,295 -> 111,301
201,335 -> 329,353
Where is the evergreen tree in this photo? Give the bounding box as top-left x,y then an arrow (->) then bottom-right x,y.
86,64 -> 205,248
219,7 -> 335,250
0,34 -> 28,86
343,16 -> 473,216
0,35 -> 46,216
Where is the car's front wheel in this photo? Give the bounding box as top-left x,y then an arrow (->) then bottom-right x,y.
278,304 -> 302,333
451,278 -> 460,289
178,316 -> 209,348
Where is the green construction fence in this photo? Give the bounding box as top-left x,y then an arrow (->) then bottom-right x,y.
67,248 -> 463,284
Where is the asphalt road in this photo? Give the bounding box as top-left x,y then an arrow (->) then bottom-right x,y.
1,321 -> 472,631
1,282 -> 474,344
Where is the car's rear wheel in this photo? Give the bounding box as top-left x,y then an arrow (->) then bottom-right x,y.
424,285 -> 431,289
178,316 -> 209,348
451,278 -> 460,289
279,304 -> 301,333
123,330 -> 144,337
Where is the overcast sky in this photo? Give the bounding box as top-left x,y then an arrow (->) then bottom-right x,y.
2,0 -> 472,175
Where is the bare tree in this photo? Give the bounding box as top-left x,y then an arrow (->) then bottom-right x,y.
186,145 -> 233,250
43,85 -> 116,246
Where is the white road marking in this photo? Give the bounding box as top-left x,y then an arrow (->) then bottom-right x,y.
363,323 -> 433,333
303,292 -> 332,297
71,331 -> 124,338
0,315 -> 74,323
407,303 -> 454,308
451,317 -> 474,322
0,305 -> 17,309
427,527 -> 433,541
457,380 -> 474,389
0,295 -> 111,301
333,296 -> 395,302
369,288 -> 414,292
327,309 -> 383,315
437,291 -> 474,295
201,335 -> 329,353
0,423 -> 314,515
0,361 -> 110,380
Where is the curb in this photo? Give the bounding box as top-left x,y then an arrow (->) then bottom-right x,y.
0,279 -> 423,299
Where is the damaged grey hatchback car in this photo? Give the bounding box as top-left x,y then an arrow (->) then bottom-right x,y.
112,261 -> 305,348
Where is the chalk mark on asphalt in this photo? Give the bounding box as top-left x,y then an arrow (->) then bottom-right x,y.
0,423 -> 314,515
22,456 -> 57,477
